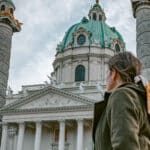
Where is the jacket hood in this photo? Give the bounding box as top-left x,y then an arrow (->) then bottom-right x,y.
118,82 -> 146,97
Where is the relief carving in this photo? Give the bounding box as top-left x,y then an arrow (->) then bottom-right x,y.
19,94 -> 84,109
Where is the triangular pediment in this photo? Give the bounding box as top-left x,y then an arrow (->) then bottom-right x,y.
19,93 -> 87,109
2,85 -> 94,112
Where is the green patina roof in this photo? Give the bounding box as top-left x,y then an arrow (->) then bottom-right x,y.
0,0 -> 15,6
59,18 -> 125,51
57,2 -> 125,52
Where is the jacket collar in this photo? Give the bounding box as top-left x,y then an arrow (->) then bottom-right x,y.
92,92 -> 111,142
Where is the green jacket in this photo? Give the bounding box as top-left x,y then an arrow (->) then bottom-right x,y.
93,83 -> 150,150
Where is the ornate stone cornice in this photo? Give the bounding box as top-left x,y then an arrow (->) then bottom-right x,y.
54,50 -> 114,65
0,105 -> 93,115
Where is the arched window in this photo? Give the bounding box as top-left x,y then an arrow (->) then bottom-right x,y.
99,15 -> 102,21
10,8 -> 13,14
115,44 -> 121,52
1,5 -> 5,11
75,65 -> 85,82
93,13 -> 97,21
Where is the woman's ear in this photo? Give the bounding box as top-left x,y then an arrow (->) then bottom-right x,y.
111,69 -> 118,80
112,68 -> 122,84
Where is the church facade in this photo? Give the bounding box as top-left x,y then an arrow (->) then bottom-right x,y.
1,0 -> 149,150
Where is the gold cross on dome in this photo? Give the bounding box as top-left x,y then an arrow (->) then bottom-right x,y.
96,0 -> 99,3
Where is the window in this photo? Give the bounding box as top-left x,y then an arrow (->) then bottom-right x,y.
10,8 -> 13,14
1,5 -> 5,11
75,65 -> 85,82
93,13 -> 97,21
77,34 -> 86,45
115,44 -> 121,52
99,15 -> 102,21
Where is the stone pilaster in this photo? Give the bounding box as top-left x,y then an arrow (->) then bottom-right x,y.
58,120 -> 65,150
131,0 -> 150,80
16,122 -> 25,150
34,121 -> 42,150
1,123 -> 8,150
77,119 -> 84,150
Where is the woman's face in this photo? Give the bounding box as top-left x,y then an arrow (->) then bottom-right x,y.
106,68 -> 117,92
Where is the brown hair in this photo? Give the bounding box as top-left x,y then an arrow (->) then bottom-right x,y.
108,51 -> 142,82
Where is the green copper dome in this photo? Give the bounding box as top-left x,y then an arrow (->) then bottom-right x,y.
57,3 -> 125,52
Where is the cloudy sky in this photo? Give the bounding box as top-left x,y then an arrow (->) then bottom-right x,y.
8,0 -> 136,93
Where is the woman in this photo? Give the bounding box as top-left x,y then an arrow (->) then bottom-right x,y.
93,51 -> 150,150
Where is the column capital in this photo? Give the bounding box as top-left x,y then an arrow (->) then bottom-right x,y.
76,118 -> 84,122
17,122 -> 25,129
58,120 -> 66,124
17,121 -> 25,125
35,121 -> 42,124
131,0 -> 150,18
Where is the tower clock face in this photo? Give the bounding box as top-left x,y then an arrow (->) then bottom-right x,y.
77,34 -> 86,45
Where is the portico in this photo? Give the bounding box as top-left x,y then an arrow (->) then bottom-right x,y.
0,85 -> 94,150
1,119 -> 93,150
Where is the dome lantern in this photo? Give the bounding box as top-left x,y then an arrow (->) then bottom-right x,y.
88,1 -> 106,21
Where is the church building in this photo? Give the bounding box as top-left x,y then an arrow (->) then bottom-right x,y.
1,0 -> 148,150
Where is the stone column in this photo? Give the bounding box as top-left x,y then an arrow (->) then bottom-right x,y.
16,122 -> 25,150
13,133 -> 18,150
58,120 -> 65,150
34,121 -> 42,150
131,0 -> 150,80
0,23 -> 13,107
0,0 -> 21,108
77,119 -> 84,150
1,123 -> 8,150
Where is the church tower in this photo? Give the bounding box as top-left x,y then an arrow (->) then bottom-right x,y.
131,0 -> 150,80
0,0 -> 21,107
